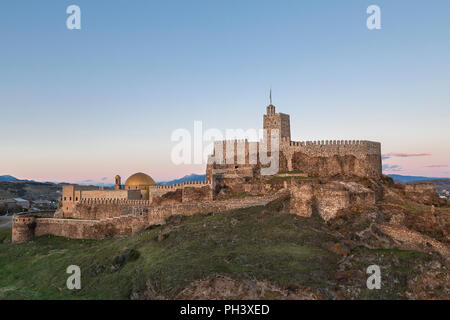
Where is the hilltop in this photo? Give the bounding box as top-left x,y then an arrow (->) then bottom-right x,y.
0,180 -> 62,202
0,175 -> 20,182
1,180 -> 449,300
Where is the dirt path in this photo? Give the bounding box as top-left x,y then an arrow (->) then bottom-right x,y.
0,216 -> 12,229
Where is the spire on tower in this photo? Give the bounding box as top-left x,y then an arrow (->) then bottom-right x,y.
266,88 -> 275,115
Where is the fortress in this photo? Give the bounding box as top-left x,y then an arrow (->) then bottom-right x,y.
207,103 -> 381,192
12,101 -> 383,243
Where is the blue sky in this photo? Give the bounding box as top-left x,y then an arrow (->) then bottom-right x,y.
1,0 -> 449,182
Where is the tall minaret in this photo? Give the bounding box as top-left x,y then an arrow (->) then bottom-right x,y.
114,175 -> 121,190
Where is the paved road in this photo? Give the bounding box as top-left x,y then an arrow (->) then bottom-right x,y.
0,216 -> 12,229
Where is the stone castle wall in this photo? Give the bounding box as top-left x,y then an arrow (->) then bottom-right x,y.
283,139 -> 381,157
60,181 -> 213,218
80,190 -> 141,200
207,138 -> 382,186
206,139 -> 264,183
405,182 -> 442,205
32,215 -> 149,240
71,200 -> 150,220
12,193 -> 283,243
280,139 -> 382,179
60,184 -> 213,220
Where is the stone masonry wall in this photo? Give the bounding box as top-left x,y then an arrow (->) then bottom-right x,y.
71,201 -> 149,220
263,112 -> 291,141
405,182 -> 441,205
12,193 -> 285,243
11,216 -> 37,243
31,214 -> 150,241
281,139 -> 382,179
207,139 -> 382,185
81,190 -> 141,200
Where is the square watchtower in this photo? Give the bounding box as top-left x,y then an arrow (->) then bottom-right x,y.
263,104 -> 291,142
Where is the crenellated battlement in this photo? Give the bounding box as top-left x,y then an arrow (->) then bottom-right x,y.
216,139 -> 251,144
12,215 -> 37,243
278,138 -> 382,178
283,138 -> 379,147
13,216 -> 36,224
73,181 -> 213,204
153,180 -> 212,190
79,199 -> 152,206
281,139 -> 381,158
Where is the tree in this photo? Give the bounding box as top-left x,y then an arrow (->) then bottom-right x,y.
0,203 -> 7,215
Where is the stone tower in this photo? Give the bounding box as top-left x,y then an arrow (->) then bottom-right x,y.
12,216 -> 36,243
263,104 -> 291,142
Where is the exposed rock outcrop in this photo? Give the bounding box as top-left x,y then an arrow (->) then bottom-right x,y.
289,181 -> 375,221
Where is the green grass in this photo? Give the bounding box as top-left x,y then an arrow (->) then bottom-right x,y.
0,199 -> 433,300
0,201 -> 337,299
401,202 -> 426,213
271,176 -> 311,181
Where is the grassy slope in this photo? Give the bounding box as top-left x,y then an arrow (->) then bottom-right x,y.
0,199 -> 433,300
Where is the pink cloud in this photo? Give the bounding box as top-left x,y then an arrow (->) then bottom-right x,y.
425,165 -> 448,168
382,164 -> 403,172
382,153 -> 431,160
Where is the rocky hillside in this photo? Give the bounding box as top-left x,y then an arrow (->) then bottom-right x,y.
0,177 -> 448,300
0,181 -> 62,202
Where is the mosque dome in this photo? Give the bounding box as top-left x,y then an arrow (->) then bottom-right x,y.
124,172 -> 155,188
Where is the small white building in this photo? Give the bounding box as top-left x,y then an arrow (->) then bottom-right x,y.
13,198 -> 30,209
0,198 -> 30,211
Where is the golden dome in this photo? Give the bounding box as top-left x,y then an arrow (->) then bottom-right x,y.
124,172 -> 155,187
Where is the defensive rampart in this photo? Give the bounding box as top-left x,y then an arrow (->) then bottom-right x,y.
12,192 -> 284,243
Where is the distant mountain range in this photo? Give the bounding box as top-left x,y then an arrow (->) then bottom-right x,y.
0,175 -> 20,182
386,174 -> 447,184
0,174 -> 207,187
0,175 -> 59,185
158,174 -> 207,186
